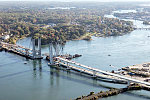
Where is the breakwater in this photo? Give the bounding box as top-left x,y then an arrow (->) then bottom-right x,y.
75,83 -> 150,100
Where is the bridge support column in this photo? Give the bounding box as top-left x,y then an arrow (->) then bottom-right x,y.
38,37 -> 41,57
56,43 -> 60,57
58,59 -> 61,67
32,39 -> 36,59
25,49 -> 29,56
49,43 -> 54,65
93,70 -> 97,78
66,62 -> 70,70
127,81 -> 131,86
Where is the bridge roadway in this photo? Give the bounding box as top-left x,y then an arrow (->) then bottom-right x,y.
1,41 -> 150,85
56,57 -> 150,86
1,41 -> 34,51
0,41 -> 42,59
57,61 -> 126,84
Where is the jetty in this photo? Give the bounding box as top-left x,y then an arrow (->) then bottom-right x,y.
75,83 -> 150,100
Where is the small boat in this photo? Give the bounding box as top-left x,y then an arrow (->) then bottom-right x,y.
24,62 -> 27,64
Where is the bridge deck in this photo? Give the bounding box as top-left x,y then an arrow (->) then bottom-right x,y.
58,62 -> 126,83
56,57 -> 150,86
0,41 -> 42,59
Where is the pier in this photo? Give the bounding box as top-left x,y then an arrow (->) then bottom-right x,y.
75,83 -> 150,100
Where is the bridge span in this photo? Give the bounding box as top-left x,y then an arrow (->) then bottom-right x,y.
56,57 -> 150,86
1,38 -> 150,86
0,37 -> 42,59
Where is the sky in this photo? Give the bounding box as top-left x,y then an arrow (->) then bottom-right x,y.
0,0 -> 150,1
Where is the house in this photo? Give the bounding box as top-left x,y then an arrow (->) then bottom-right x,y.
48,23 -> 56,27
2,35 -> 10,40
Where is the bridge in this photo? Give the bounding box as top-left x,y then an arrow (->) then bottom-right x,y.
1,37 -> 150,86
55,57 -> 150,86
0,37 -> 42,59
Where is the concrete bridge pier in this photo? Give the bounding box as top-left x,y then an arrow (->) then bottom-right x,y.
49,43 -> 54,65
128,80 -> 131,86
25,49 -> 29,56
66,62 -> 70,70
32,39 -> 36,59
93,70 -> 97,78
38,37 -> 41,57
32,37 -> 42,59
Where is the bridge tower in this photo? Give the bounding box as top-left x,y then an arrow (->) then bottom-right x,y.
55,42 -> 59,57
38,37 -> 41,57
32,38 -> 36,59
49,42 -> 54,65
32,37 -> 42,59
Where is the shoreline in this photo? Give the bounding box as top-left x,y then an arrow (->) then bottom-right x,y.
13,30 -> 134,46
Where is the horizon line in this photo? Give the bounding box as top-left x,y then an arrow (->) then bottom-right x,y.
0,0 -> 150,2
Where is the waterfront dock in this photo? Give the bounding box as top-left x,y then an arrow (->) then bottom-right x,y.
121,62 -> 150,82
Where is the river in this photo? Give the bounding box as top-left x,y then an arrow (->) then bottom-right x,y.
1,10 -> 150,100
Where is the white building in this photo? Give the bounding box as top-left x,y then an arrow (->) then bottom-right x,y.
2,35 -> 10,40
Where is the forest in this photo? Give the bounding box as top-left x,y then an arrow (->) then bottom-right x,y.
0,1 -> 135,44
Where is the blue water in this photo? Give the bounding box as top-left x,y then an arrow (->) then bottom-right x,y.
1,10 -> 150,100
